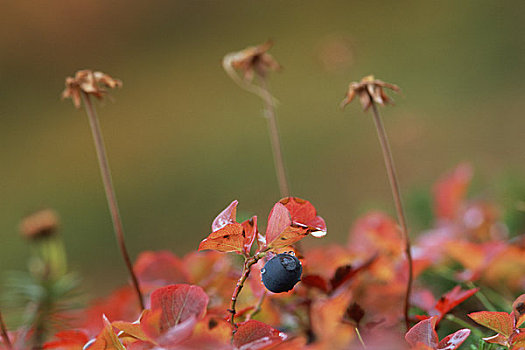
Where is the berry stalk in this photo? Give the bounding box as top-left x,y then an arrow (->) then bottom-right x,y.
228,253 -> 265,328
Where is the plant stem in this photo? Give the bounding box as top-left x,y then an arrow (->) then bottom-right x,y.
229,254 -> 264,328
466,282 -> 497,312
245,291 -> 267,321
81,93 -> 145,311
259,77 -> 290,198
370,102 -> 413,331
445,314 -> 484,338
0,311 -> 11,349
355,327 -> 366,349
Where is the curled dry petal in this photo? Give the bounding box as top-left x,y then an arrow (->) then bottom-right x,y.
224,40 -> 281,81
340,75 -> 400,111
222,40 -> 280,103
62,69 -> 122,108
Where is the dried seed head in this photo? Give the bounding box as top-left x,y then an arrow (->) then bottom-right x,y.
340,75 -> 400,111
222,41 -> 281,104
224,40 -> 281,82
20,209 -> 59,240
62,70 -> 122,108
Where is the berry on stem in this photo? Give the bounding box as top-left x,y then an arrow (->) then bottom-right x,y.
261,253 -> 302,293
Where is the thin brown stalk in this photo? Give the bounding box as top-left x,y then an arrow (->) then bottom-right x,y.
259,77 -> 290,198
0,311 -> 12,349
228,254 -> 264,328
81,92 -> 145,311
370,102 -> 413,331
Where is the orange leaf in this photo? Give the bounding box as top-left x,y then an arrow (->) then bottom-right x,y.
111,320 -> 151,343
310,283 -> 353,342
468,311 -> 514,337
89,315 -> 126,350
232,320 -> 286,349
198,223 -> 245,254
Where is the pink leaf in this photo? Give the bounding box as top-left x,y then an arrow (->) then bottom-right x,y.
149,284 -> 208,333
405,316 -> 439,349
212,200 -> 238,232
232,320 -> 286,350
280,197 -> 327,237
438,329 -> 470,350
433,163 -> 473,220
265,203 -> 292,246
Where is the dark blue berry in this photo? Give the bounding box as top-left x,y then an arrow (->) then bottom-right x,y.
261,253 -> 302,293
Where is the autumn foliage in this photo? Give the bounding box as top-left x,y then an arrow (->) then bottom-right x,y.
0,163 -> 506,349
1,49 -> 525,350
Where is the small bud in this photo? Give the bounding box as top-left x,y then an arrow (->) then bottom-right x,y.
19,209 -> 59,240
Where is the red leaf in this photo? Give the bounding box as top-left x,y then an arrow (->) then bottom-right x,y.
212,200 -> 238,232
134,251 -> 189,286
198,223 -> 245,254
348,212 -> 401,255
310,283 -> 353,342
279,197 -> 327,236
82,286 -> 140,335
512,294 -> 525,328
265,203 -> 292,245
43,330 -> 89,349
330,256 -> 377,291
483,333 -> 509,346
430,286 -> 478,323
468,311 -> 514,337
433,163 -> 472,220
300,275 -> 330,293
405,316 -> 439,349
437,329 -> 470,350
232,320 -> 286,349
148,284 -> 208,334
241,216 -> 258,256
510,331 -> 525,349
265,202 -> 323,249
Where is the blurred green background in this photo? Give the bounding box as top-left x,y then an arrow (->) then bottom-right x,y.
2,0 -> 525,295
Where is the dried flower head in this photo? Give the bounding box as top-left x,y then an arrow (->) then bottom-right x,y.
20,209 -> 59,240
222,41 -> 281,103
224,40 -> 281,81
62,70 -> 122,108
340,75 -> 400,111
